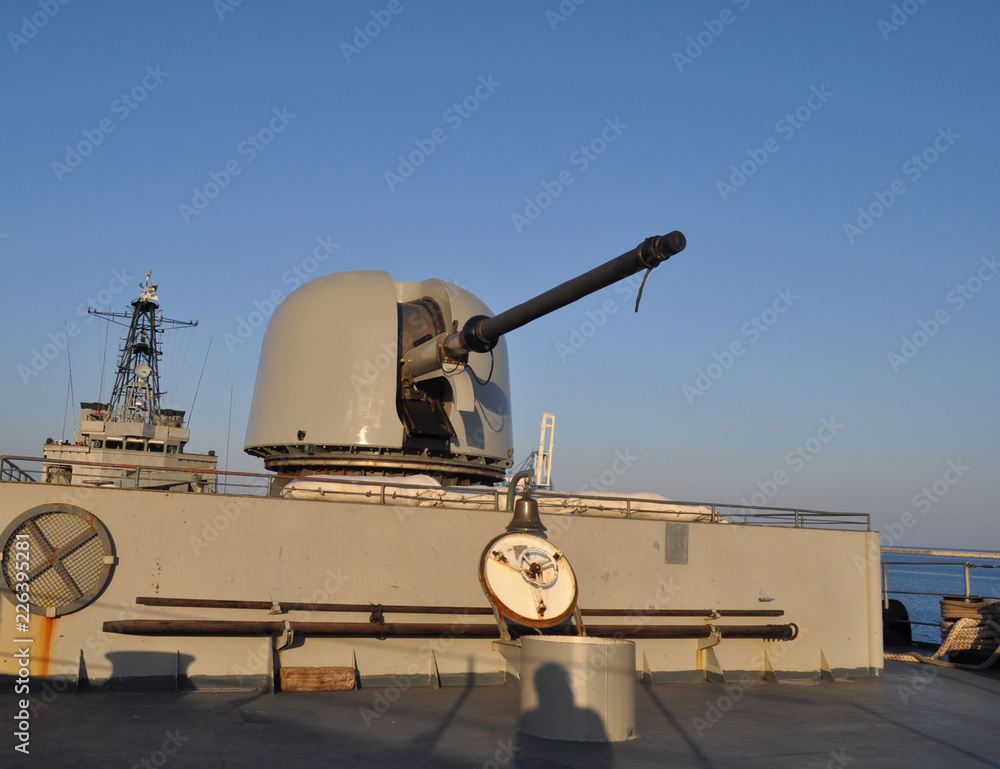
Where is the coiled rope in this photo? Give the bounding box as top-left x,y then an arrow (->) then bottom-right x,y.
886,598 -> 1000,669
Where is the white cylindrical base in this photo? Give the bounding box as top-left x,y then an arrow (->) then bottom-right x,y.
518,636 -> 636,742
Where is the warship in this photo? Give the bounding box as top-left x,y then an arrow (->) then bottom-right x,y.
0,231 -> 884,696
6,233 -> 1000,765
2,231 -> 940,761
38,273 -> 219,492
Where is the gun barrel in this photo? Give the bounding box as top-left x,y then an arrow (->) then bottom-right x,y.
403,231 -> 686,379
472,231 -> 685,349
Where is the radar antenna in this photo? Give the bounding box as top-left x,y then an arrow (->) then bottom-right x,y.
89,272 -> 198,426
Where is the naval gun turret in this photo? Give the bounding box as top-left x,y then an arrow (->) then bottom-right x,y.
244,231 -> 686,484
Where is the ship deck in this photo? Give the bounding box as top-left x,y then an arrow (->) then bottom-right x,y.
6,658 -> 999,768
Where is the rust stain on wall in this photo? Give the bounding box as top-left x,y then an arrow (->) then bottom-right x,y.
36,616 -> 57,678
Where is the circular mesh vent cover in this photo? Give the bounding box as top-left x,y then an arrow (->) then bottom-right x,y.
1,504 -> 115,616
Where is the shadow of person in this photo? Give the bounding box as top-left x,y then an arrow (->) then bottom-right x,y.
515,662 -> 615,768
105,651 -> 195,690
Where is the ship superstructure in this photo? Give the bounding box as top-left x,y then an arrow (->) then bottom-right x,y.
42,273 -> 217,491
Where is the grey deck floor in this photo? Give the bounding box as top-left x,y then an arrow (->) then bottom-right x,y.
5,660 -> 999,768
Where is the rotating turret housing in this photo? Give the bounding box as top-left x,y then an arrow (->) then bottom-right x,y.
244,232 -> 685,484
245,271 -> 513,484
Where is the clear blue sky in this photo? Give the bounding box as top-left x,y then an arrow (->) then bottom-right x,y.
1,1 -> 996,549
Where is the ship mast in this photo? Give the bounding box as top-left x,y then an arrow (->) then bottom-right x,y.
90,272 -> 198,426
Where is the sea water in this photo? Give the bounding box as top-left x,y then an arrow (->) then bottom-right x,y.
882,553 -> 1000,644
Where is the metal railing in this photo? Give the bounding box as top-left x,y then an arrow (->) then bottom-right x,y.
1,454 -> 872,531
0,457 -> 37,483
694,501 -> 871,530
1,454 -> 271,495
880,547 -> 1000,617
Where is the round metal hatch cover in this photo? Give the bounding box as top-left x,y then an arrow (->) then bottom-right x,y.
1,504 -> 115,616
479,532 -> 578,628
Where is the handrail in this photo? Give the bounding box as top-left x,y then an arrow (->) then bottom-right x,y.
880,548 -> 1000,611
882,547 -> 1000,560
0,457 -> 37,483
2,454 -> 872,531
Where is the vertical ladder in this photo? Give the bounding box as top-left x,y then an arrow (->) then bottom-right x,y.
535,413 -> 555,489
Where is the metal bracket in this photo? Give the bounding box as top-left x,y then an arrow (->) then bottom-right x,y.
275,620 -> 294,651
698,624 -> 722,650
491,639 -> 522,678
369,603 -> 386,640
491,605 -> 512,642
